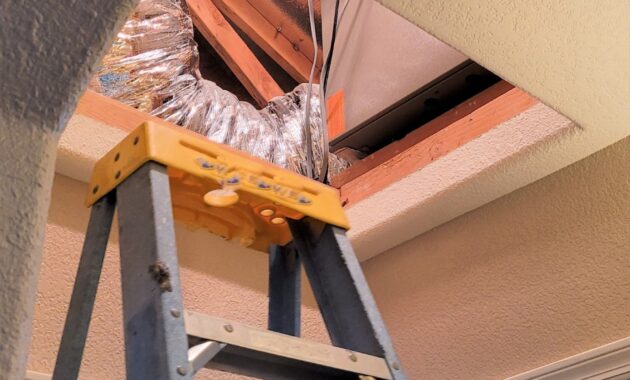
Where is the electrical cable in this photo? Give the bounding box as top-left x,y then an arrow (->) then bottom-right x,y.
318,75 -> 330,183
303,0 -> 318,179
322,0 -> 340,94
317,0 -> 342,182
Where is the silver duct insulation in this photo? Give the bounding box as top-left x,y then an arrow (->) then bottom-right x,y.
89,0 -> 347,179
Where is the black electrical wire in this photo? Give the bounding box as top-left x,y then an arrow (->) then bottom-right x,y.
304,0 -> 319,180
322,0 -> 340,95
317,0 -> 341,184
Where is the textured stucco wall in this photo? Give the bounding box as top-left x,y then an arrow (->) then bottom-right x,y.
347,102 -> 577,260
31,136 -> 630,379
0,1 -> 137,377
29,174 -> 327,379
376,0 -> 630,135
363,136 -> 630,379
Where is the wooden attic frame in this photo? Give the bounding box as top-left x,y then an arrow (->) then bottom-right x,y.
187,0 -> 284,106
75,81 -> 538,206
210,0 -> 323,82
186,0 -> 322,107
333,82 -> 537,205
74,0 -> 540,207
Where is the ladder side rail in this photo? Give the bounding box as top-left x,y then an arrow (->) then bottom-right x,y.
268,243 -> 301,336
288,219 -> 407,380
117,162 -> 191,380
52,192 -> 116,380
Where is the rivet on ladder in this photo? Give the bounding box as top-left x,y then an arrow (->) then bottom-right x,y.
271,217 -> 286,225
170,308 -> 181,318
260,208 -> 274,216
224,324 -> 234,333
176,365 -> 188,375
348,352 -> 358,362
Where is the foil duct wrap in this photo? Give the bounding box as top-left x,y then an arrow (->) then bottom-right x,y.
91,0 -> 199,112
90,0 -> 348,179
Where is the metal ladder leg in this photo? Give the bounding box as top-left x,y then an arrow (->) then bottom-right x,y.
288,219 -> 407,380
52,192 -> 116,380
117,162 -> 191,380
268,243 -> 301,336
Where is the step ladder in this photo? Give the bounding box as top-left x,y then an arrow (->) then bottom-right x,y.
51,122 -> 406,380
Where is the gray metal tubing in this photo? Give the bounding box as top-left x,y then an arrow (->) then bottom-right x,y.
268,244 -> 301,336
288,219 -> 407,380
52,192 -> 116,380
117,162 -> 191,380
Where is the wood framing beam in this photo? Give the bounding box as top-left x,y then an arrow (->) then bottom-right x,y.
337,83 -> 539,206
187,0 -> 283,107
76,82 -> 538,210
76,90 -> 169,133
331,82 -> 515,187
212,0 -> 321,83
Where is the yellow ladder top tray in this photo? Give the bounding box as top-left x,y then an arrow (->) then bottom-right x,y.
86,122 -> 349,252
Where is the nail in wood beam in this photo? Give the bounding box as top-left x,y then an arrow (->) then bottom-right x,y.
247,0 -> 323,69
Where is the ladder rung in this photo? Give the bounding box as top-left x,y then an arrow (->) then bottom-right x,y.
185,310 -> 392,380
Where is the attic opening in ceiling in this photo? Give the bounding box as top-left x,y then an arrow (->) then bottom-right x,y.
88,0 -> 506,204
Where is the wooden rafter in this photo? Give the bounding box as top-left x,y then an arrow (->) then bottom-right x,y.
212,0 -> 321,83
187,0 -> 283,107
335,82 -> 539,206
